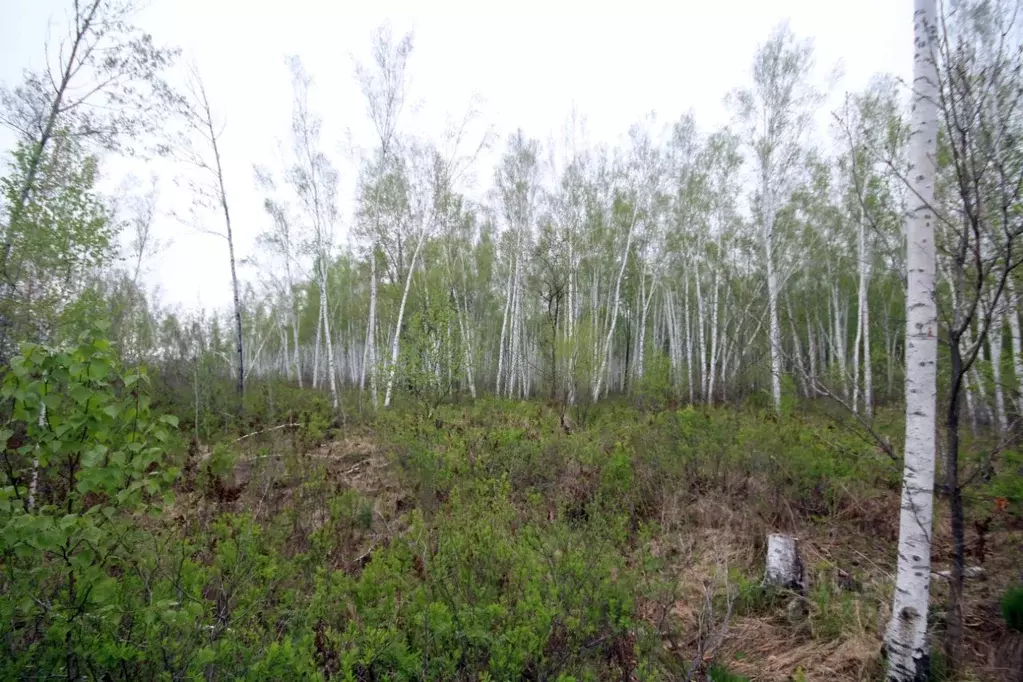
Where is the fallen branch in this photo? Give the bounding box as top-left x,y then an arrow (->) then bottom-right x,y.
232,423 -> 297,443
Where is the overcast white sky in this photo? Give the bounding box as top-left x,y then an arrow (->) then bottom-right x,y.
1,0 -> 912,313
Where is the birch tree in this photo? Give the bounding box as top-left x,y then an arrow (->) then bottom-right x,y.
255,168 -> 303,386
928,0 -> 1023,667
0,0 -> 178,356
287,57 -> 340,412
730,23 -> 820,412
884,1 -> 939,677
355,26 -> 413,407
592,121 -> 661,402
178,67 -> 245,406
494,131 -> 541,398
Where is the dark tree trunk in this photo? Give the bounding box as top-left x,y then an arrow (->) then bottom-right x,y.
944,337 -> 965,671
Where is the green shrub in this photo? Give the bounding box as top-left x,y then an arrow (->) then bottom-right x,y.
0,327 -> 180,676
1002,585 -> 1023,632
708,663 -> 751,681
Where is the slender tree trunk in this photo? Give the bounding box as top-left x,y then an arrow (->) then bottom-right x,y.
204,121 -> 245,408
509,255 -> 523,399
496,255 -> 514,395
787,297 -> 808,397
368,245 -> 378,405
290,271 -> 302,389
863,273 -> 873,417
593,207 -> 638,402
319,267 -> 339,411
1007,278 -> 1023,416
454,288 -> 477,398
989,309 -> 1008,433
707,271 -> 720,404
853,214 -> 873,416
807,317 -> 818,396
885,3 -> 938,678
312,308 -> 322,389
666,291 -> 680,393
963,365 -> 979,434
945,339 -> 965,672
696,267 -> 707,400
763,193 -> 783,413
684,276 -> 695,404
384,231 -> 426,408
831,282 -> 848,399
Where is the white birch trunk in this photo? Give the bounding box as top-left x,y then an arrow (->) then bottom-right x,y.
807,316 -> 818,396
384,231 -> 426,408
312,310 -> 322,389
696,268 -> 707,401
319,268 -> 339,411
707,271 -> 720,404
764,215 -> 782,413
854,213 -> 872,416
885,3 -> 938,677
496,255 -> 514,395
831,282 -> 848,399
508,257 -> 522,399
964,366 -> 979,435
592,207 -> 638,402
368,243 -> 378,406
989,308 -> 1007,434
684,277 -> 694,404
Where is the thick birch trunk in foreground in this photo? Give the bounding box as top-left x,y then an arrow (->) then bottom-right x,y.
885,2 -> 938,678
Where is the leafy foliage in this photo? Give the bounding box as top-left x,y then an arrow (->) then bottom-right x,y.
0,326 -> 179,677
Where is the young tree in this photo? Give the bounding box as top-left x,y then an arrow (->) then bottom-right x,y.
287,57 -> 340,412
0,139 -> 116,344
254,168 -> 303,386
834,77 -> 906,416
928,0 -> 1023,667
355,26 -> 414,408
730,23 -> 820,412
885,1 -> 940,678
0,0 -> 178,355
178,67 -> 245,407
494,130 -> 541,399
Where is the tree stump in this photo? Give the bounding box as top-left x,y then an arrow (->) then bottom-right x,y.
765,533 -> 804,592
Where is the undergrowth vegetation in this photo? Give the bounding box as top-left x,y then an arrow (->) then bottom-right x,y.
2,344 -> 1022,680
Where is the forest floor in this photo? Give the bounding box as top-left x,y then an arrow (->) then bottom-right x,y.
174,395 -> 1023,681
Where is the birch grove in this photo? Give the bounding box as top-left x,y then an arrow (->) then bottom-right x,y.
8,10 -> 1023,424
3,3 -> 1019,675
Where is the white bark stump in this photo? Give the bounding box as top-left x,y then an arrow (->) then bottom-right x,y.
765,533 -> 804,592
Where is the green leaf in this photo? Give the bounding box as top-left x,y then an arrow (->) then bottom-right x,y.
88,359 -> 109,381
70,385 -> 92,405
